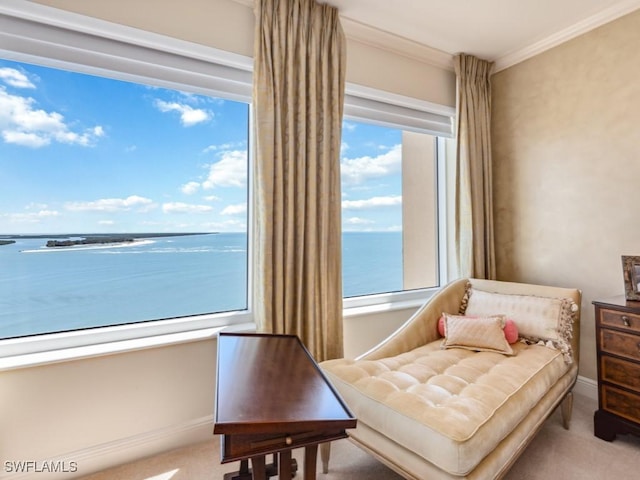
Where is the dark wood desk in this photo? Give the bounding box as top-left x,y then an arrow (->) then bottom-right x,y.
214,333 -> 356,480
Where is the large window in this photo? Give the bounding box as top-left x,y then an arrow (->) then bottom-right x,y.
0,58 -> 250,339
341,87 -> 453,302
341,121 -> 437,297
0,2 -> 453,357
0,3 -> 255,352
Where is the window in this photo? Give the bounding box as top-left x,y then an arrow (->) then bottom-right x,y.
0,58 -> 250,340
341,86 -> 454,303
0,2 -> 254,355
0,2 -> 454,359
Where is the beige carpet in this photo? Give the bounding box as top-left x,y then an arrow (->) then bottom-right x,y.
80,393 -> 640,479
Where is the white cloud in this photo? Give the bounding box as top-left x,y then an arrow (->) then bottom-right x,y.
203,195 -> 221,202
3,209 -> 60,224
345,217 -> 374,225
25,202 -> 50,210
343,121 -> 357,131
0,68 -> 35,89
203,141 -> 245,153
2,131 -> 49,148
0,86 -> 104,148
98,220 -> 115,226
202,150 -> 247,189
341,144 -> 401,185
201,219 -> 247,232
342,195 -> 402,210
162,202 -> 214,214
154,99 -> 211,126
221,203 -> 247,216
65,195 -> 155,212
181,181 -> 200,195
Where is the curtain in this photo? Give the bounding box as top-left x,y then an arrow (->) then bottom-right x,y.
252,0 -> 346,362
454,53 -> 496,280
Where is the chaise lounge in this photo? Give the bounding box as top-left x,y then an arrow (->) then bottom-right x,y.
320,277 -> 581,479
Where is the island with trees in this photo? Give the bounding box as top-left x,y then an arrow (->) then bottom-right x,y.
44,232 -> 212,248
0,232 -> 213,248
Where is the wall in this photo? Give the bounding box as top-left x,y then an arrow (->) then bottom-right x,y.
492,9 -> 640,381
1,340 -> 218,478
31,0 -> 456,107
2,1 -> 448,478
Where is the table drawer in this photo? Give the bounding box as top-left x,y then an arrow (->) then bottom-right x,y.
601,355 -> 640,392
602,384 -> 640,424
220,429 -> 348,463
601,308 -> 640,334
600,329 -> 640,361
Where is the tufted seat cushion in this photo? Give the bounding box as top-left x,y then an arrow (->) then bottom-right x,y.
322,340 -> 570,476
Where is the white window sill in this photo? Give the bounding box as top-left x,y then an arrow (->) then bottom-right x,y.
0,289 -> 437,372
0,322 -> 256,372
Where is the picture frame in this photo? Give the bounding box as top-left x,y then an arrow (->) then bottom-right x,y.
622,255 -> 640,301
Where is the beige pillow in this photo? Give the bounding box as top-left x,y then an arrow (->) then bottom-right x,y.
442,314 -> 513,355
464,289 -> 577,362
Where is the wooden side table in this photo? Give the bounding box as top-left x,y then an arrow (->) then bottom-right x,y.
214,333 -> 356,480
593,296 -> 640,441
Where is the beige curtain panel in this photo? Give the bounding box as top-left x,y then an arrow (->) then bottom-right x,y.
454,53 -> 496,280
252,0 -> 346,362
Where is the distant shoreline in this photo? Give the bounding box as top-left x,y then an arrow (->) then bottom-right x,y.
0,232 -> 215,249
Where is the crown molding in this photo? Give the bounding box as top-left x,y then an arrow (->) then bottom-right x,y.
340,17 -> 454,71
229,0 -> 454,70
494,0 -> 640,72
180,0 -> 640,74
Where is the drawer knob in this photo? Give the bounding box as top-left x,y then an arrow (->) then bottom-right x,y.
622,316 -> 631,327
285,436 -> 293,445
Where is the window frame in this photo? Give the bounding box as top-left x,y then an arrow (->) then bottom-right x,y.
0,0 -> 454,364
0,1 -> 256,361
341,87 -> 454,311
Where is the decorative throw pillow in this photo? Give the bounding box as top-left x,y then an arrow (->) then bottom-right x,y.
463,288 -> 578,362
438,315 -> 519,343
441,314 -> 514,355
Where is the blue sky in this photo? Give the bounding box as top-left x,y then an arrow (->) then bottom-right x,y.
0,58 -> 403,234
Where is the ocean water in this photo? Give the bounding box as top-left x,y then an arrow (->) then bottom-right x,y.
0,232 -> 402,339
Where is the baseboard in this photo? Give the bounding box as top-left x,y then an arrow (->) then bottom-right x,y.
573,375 -> 598,401
0,416 -> 214,480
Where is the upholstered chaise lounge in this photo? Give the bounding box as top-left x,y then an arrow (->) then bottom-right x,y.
320,278 -> 581,479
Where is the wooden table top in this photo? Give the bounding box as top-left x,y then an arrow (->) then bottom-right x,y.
214,333 -> 356,437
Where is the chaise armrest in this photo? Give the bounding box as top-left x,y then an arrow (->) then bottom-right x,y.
357,278 -> 469,361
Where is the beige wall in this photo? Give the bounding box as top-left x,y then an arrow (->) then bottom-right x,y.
31,0 -> 256,57
1,341 -> 217,469
492,9 -> 640,381
2,1 -> 448,478
31,0 -> 456,107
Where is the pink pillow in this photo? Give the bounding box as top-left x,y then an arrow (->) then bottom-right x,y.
438,315 -> 519,343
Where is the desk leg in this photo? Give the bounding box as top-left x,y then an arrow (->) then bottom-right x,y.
250,456 -> 267,480
320,443 -> 331,474
278,450 -> 292,479
303,445 -> 318,480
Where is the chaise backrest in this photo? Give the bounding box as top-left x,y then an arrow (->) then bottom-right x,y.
469,278 -> 582,364
358,277 -> 582,364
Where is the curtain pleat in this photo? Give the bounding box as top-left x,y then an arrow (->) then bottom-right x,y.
253,0 -> 346,361
454,53 -> 496,280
